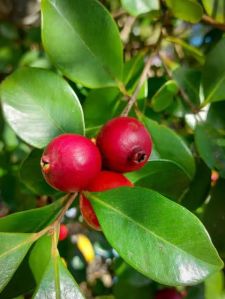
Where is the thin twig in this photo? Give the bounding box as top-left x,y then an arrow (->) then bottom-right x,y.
53,192 -> 77,226
202,15 -> 225,32
35,192 -> 78,239
121,55 -> 153,116
120,16 -> 136,43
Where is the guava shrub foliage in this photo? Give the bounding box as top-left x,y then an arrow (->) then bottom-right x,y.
0,0 -> 224,298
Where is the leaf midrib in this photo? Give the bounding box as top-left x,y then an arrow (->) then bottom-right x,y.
91,194 -> 219,267
47,0 -> 117,84
3,77 -> 67,136
205,73 -> 225,103
0,234 -> 35,259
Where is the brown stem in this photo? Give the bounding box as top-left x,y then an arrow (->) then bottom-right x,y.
35,192 -> 78,239
202,15 -> 225,32
121,55 -> 153,116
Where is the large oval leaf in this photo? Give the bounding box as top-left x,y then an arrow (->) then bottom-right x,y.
0,233 -> 36,292
0,198 -> 64,233
142,116 -> 195,178
203,180 -> 225,259
88,187 -> 223,286
202,38 -> 225,104
41,0 -> 123,88
0,67 -> 84,148
30,236 -> 85,299
165,0 -> 203,23
126,160 -> 190,201
195,123 -> 225,178
20,149 -> 60,196
202,0 -> 225,23
121,0 -> 160,16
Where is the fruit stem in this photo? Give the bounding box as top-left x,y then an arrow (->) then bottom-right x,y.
35,192 -> 77,239
53,192 -> 78,226
121,54 -> 153,117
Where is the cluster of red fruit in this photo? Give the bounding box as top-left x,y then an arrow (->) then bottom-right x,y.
41,117 -> 152,230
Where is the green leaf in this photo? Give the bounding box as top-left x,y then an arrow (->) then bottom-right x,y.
0,198 -> 64,233
166,36 -> 205,64
202,0 -> 225,23
84,55 -> 147,133
202,38 -> 225,104
113,261 -> 153,299
30,236 -> 85,299
165,0 -> 203,23
207,101 -> 225,130
84,87 -> 120,130
151,80 -> 178,112
0,233 -> 36,292
20,149 -> 60,196
142,116 -> 195,178
195,123 -> 225,178
126,160 -> 190,200
173,66 -> 201,106
203,179 -> 225,259
88,187 -> 223,286
205,271 -> 224,299
41,0 -> 123,88
0,253 -> 36,299
181,159 -> 211,211
0,67 -> 84,148
121,0 -> 160,16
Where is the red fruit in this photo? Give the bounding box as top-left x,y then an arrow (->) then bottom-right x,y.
155,288 -> 183,299
80,171 -> 133,230
41,134 -> 102,192
59,224 -> 68,241
97,117 -> 152,172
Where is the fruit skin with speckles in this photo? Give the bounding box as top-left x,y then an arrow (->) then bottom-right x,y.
96,116 -> 152,173
80,171 -> 133,230
40,134 -> 102,192
59,224 -> 68,241
155,288 -> 184,299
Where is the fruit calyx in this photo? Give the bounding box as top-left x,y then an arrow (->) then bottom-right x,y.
129,146 -> 147,165
40,155 -> 50,174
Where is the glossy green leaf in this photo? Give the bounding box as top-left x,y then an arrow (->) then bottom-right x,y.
32,247 -> 85,298
29,235 -> 52,284
203,180 -> 225,259
20,149 -> 59,196
84,87 -> 120,130
205,271 -> 224,299
202,38 -> 225,104
41,0 -> 123,88
151,80 -> 178,112
0,254 -> 35,299
195,123 -> 225,178
202,0 -> 225,23
126,160 -> 190,200
207,101 -> 225,130
173,66 -> 201,106
142,116 -> 195,178
0,67 -> 84,148
88,187 -> 223,286
165,0 -> 203,23
84,55 -> 147,133
121,0 -> 160,16
0,198 -> 64,232
0,233 -> 36,292
181,159 -> 211,210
